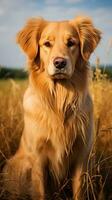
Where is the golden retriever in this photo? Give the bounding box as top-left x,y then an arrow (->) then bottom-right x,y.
4,16 -> 101,200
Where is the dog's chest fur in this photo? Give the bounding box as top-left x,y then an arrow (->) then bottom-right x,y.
23,80 -> 88,180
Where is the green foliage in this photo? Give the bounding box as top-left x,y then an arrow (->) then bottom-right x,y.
0,66 -> 28,79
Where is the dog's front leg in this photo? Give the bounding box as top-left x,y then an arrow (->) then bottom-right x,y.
31,158 -> 45,200
72,165 -> 84,200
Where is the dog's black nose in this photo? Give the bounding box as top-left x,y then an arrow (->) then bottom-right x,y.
53,57 -> 67,69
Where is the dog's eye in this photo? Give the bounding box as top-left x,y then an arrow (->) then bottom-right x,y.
44,41 -> 51,47
67,39 -> 75,47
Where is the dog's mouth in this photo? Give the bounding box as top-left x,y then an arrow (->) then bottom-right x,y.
51,73 -> 69,80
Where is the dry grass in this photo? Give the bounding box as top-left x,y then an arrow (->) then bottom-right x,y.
89,70 -> 112,200
0,69 -> 112,199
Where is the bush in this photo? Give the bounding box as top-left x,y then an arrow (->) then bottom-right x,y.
0,66 -> 27,79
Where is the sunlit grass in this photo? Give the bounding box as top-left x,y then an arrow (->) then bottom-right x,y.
0,69 -> 112,199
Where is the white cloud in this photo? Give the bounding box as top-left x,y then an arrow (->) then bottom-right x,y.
66,0 -> 83,3
0,25 -> 8,33
0,8 -> 5,16
45,0 -> 83,5
45,0 -> 59,5
0,0 -> 112,66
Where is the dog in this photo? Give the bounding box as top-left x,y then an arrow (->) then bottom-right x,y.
3,16 -> 101,200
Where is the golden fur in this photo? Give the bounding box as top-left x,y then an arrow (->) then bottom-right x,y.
4,16 -> 101,200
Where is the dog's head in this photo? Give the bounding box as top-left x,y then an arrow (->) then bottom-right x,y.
17,16 -> 101,79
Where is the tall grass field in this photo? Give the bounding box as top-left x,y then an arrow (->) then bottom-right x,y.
0,67 -> 112,199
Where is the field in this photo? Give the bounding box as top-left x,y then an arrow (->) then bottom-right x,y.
0,68 -> 112,199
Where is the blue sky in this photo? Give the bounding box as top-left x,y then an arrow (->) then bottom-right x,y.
0,0 -> 112,67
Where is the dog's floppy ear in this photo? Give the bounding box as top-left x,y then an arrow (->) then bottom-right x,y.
71,16 -> 101,61
16,18 -> 47,60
